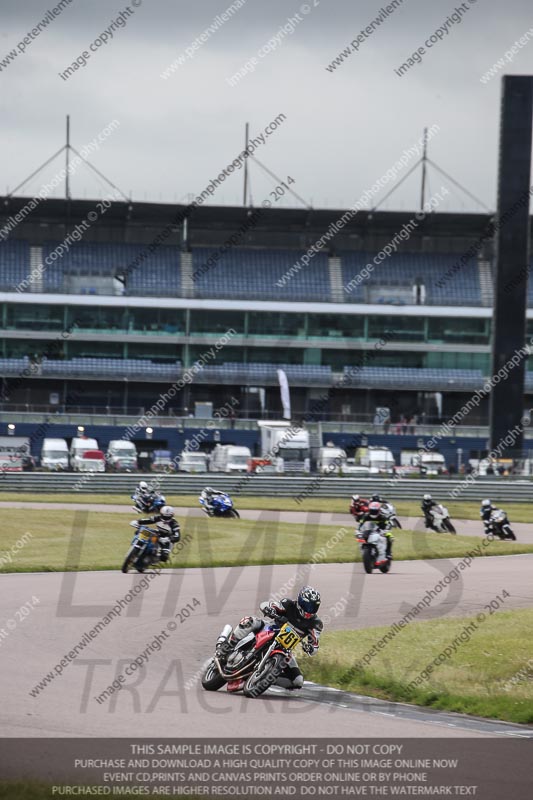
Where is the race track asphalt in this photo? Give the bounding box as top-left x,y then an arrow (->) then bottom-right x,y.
2,552 -> 533,739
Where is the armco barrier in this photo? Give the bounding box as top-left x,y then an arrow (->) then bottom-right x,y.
0,472 -> 531,502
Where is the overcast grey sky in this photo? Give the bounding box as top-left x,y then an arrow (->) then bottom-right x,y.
2,0 -> 533,212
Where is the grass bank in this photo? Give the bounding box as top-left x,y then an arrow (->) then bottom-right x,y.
305,608 -> 533,724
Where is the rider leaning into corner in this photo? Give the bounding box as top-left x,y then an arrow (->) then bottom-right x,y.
134,505 -> 180,563
217,586 -> 323,690
359,501 -> 394,566
199,486 -> 227,514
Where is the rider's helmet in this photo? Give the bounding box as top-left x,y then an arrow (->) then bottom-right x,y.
296,586 -> 321,619
368,501 -> 381,519
351,494 -> 360,502
139,480 -> 150,496
371,494 -> 381,502
204,486 -> 214,496
423,494 -> 432,501
481,498 -> 492,509
159,505 -> 175,520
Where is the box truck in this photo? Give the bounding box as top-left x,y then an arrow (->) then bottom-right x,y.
41,438 -> 69,470
257,421 -> 310,473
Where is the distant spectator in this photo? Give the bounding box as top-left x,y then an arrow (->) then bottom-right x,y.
448,463 -> 456,476
373,413 -> 381,433
486,464 -> 494,475
383,415 -> 391,434
395,418 -> 403,435
401,415 -> 408,435
408,414 -> 418,435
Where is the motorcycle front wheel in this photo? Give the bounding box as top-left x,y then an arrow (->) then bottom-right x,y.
443,519 -> 457,534
392,518 -> 402,529
504,526 -> 516,541
379,560 -> 391,574
362,548 -> 374,574
243,653 -> 285,698
201,658 -> 226,691
230,509 -> 240,518
121,545 -> 140,573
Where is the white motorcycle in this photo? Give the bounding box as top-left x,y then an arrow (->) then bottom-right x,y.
427,504 -> 456,534
485,509 -> 516,540
380,501 -> 402,529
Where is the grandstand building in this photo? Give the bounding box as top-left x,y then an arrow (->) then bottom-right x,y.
0,196 -> 532,464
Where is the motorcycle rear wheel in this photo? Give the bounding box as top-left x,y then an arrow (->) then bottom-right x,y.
201,658 -> 226,691
243,653 -> 285,698
362,549 -> 374,574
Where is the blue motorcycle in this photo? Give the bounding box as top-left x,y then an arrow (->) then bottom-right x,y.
199,492 -> 240,519
121,523 -> 166,573
131,491 -> 166,515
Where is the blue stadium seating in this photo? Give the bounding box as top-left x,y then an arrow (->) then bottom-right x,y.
341,252 -> 482,306
40,242 -> 181,295
40,358 -> 182,379
193,362 -> 332,385
192,248 -> 330,301
0,241 -> 31,291
343,366 -> 485,391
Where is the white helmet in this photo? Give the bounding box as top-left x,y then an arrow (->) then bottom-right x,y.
481,499 -> 491,508
352,494 -> 360,501
139,481 -> 150,495
423,494 -> 432,501
160,505 -> 174,520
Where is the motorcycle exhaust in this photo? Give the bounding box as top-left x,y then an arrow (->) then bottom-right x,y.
217,624 -> 232,645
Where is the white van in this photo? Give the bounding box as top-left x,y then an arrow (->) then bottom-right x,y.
106,440 -> 138,471
179,451 -> 208,473
209,444 -> 251,473
317,445 -> 347,475
41,438 -> 69,470
70,437 -> 99,471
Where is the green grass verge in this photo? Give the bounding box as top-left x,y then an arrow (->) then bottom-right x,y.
304,608 -> 533,724
1,508 -> 532,573
1,492 -> 533,523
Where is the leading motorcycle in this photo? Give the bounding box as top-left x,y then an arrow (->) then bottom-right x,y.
427,504 -> 456,534
199,492 -> 240,518
485,508 -> 516,540
121,522 -> 168,573
202,620 -> 306,697
356,520 -> 392,574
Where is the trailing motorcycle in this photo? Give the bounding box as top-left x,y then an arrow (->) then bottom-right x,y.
356,520 -> 392,574
131,490 -> 166,515
380,501 -> 402,529
199,492 -> 240,518
427,504 -> 456,534
121,522 -> 168,573
202,620 -> 305,697
485,508 -> 516,540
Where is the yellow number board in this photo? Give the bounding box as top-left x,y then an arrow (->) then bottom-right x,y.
275,623 -> 302,651
137,531 -> 150,542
